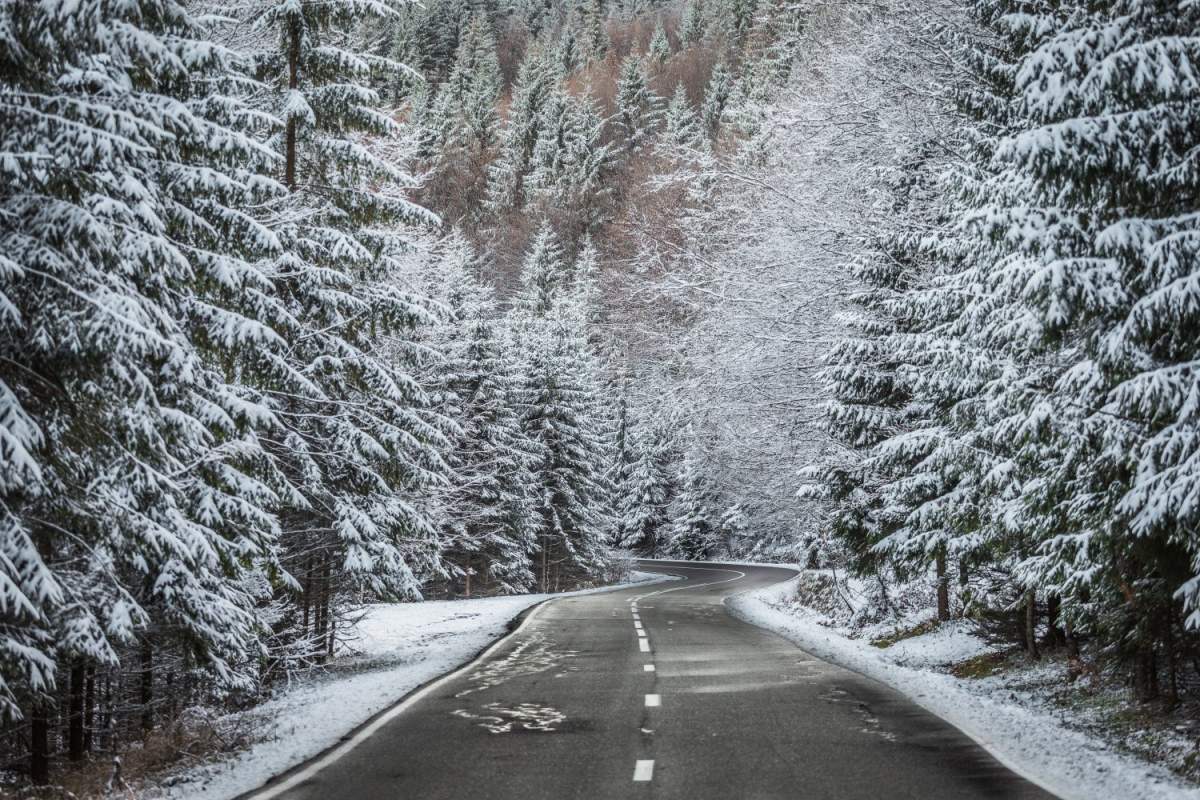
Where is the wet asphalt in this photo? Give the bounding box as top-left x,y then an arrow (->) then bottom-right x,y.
246,560 -> 1058,800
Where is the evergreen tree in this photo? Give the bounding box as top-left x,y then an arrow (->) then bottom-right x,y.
615,57 -> 662,156
667,451 -> 718,559
680,0 -> 708,45
702,62 -> 733,136
426,236 -> 537,595
663,83 -> 704,151
648,21 -> 671,64
486,42 -> 560,213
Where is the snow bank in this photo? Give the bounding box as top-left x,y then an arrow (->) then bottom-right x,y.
156,571 -> 670,800
727,573 -> 1200,800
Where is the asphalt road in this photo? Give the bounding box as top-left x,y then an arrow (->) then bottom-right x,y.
246,561 -> 1057,800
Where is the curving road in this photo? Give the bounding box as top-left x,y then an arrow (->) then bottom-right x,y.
244,561 -> 1056,800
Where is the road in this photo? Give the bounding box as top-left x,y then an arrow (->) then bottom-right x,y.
246,561 -> 1056,800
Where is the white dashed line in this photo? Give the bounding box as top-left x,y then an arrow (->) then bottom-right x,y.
645,694 -> 661,707
636,629 -> 647,638
634,621 -> 643,630
633,760 -> 654,781
643,664 -> 655,672
639,639 -> 650,652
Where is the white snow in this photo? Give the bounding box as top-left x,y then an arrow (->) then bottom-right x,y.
727,572 -> 1200,800
152,571 -> 672,800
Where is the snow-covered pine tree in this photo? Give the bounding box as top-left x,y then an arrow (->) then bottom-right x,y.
425,235 -> 537,595
485,41 -> 561,214
980,0 -> 1200,694
527,90 -> 615,239
680,0 -> 708,45
648,21 -> 671,65
615,57 -> 662,157
507,228 -> 612,590
0,0 -> 299,737
247,0 -> 448,649
702,62 -> 733,136
619,434 -> 675,556
666,449 -> 719,559
663,83 -> 705,152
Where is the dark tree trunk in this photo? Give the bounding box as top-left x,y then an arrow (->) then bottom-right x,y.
957,558 -> 969,617
1024,589 -> 1040,660
1065,618 -> 1081,659
1165,608 -> 1178,708
30,698 -> 50,784
140,639 -> 154,735
935,549 -> 950,622
284,18 -> 300,188
1134,638 -> 1158,702
84,666 -> 95,754
1043,595 -> 1065,648
68,661 -> 85,761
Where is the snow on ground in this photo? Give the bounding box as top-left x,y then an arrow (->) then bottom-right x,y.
153,571 -> 671,800
727,572 -> 1200,800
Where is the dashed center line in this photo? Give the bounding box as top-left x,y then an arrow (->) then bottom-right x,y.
634,621 -> 643,630
643,664 -> 655,672
639,639 -> 650,652
636,629 -> 647,638
645,694 -> 661,707
633,760 -> 654,782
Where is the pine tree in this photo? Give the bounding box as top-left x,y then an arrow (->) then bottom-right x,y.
249,0 -> 447,623
702,62 -> 733,136
527,91 -> 615,237
619,435 -> 675,555
0,0 -> 300,724
663,83 -> 704,151
615,57 -> 662,156
508,232 -> 612,590
667,451 -> 718,559
680,0 -> 708,45
486,42 -> 560,213
425,235 -> 537,595
648,21 -> 671,65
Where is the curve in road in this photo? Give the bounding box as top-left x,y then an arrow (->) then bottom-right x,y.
242,561 -> 1056,800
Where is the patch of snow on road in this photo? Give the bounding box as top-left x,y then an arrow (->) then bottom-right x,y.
727,572 -> 1200,800
154,571 -> 668,800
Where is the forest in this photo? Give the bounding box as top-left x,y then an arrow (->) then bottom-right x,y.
0,0 -> 1198,792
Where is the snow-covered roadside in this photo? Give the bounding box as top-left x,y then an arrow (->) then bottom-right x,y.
153,571 -> 673,800
727,574 -> 1200,800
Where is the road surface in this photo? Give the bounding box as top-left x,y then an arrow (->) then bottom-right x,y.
246,561 -> 1056,799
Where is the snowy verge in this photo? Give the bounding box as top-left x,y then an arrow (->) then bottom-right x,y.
153,571 -> 672,800
726,573 -> 1200,800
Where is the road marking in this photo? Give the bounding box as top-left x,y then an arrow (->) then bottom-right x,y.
637,629 -> 647,638
645,694 -> 661,707
633,760 -> 654,781
639,639 -> 650,652
632,612 -> 639,619
634,621 -> 643,630
644,664 -> 655,672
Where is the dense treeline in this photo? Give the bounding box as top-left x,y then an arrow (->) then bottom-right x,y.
812,0 -> 1200,704
0,0 -> 800,787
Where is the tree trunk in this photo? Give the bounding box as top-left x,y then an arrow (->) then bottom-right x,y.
30,698 -> 50,784
464,558 -> 472,599
68,661 -> 85,761
1043,595 -> 1065,648
84,666 -> 95,754
140,639 -> 154,735
1165,607 -> 1178,708
1024,589 -> 1040,660
1064,617 -> 1080,660
935,549 -> 950,622
1134,637 -> 1158,702
284,18 -> 300,189
957,558 -> 969,617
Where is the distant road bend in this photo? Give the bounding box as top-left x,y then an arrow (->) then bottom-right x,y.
245,561 -> 1056,800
